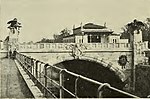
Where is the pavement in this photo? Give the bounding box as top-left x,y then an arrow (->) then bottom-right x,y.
0,57 -> 33,98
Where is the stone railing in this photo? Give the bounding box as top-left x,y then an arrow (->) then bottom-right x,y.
18,42 -> 150,52
18,43 -> 132,52
137,41 -> 148,51
84,43 -> 131,51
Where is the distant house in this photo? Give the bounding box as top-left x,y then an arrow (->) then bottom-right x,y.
63,23 -> 128,43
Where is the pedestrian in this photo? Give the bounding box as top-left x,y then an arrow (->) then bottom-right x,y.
12,49 -> 17,59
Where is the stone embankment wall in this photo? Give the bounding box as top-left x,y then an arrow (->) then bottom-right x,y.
135,65 -> 150,97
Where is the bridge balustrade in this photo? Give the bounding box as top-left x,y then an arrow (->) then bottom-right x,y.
15,52 -> 138,98
19,43 -> 132,52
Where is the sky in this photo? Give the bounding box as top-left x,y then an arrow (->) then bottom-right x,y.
0,0 -> 150,42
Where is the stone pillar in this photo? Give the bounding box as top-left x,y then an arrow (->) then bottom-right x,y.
130,29 -> 143,91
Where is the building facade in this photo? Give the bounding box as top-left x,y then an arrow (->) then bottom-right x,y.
63,23 -> 128,43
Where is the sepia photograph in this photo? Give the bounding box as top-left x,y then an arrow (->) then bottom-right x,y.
0,0 -> 150,98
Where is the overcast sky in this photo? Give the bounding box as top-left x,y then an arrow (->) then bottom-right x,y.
0,0 -> 150,42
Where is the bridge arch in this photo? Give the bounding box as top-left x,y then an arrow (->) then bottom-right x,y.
46,56 -> 127,97
53,56 -> 126,86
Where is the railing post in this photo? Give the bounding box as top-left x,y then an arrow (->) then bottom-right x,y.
44,63 -> 48,97
30,58 -> 34,74
97,83 -> 110,98
59,69 -> 66,98
16,52 -> 19,61
18,53 -> 21,61
32,59 -> 35,76
39,63 -> 42,82
35,60 -> 39,79
24,56 -> 27,68
75,76 -> 80,98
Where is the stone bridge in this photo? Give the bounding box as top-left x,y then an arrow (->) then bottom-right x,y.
18,42 -> 148,83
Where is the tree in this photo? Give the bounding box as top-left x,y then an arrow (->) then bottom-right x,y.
37,38 -> 54,43
60,28 -> 71,37
143,18 -> 150,46
53,28 -> 71,43
121,19 -> 150,42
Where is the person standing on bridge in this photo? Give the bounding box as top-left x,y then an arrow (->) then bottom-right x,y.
12,49 -> 17,59
9,50 -> 12,58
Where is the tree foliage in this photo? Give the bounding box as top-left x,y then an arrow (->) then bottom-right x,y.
53,28 -> 71,43
120,19 -> 150,42
37,38 -> 54,43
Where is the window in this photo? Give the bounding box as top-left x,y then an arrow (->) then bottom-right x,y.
40,44 -> 44,49
46,44 -> 50,48
113,39 -> 117,43
79,39 -> 82,43
115,39 -> 117,43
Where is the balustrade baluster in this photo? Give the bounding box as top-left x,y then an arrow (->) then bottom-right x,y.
107,43 -> 109,48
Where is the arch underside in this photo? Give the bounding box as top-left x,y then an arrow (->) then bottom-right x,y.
54,58 -> 126,97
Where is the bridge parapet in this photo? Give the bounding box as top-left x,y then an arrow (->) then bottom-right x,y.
19,43 -> 132,52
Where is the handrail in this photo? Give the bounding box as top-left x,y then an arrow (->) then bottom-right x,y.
15,51 -> 139,98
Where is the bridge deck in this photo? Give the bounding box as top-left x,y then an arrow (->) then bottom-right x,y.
0,58 -> 33,98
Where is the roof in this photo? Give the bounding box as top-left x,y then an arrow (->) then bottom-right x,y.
109,33 -> 120,36
83,29 -> 113,33
83,23 -> 106,29
73,23 -> 106,30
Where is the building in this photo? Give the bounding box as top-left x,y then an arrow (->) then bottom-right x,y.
108,34 -> 128,43
63,23 -> 128,43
